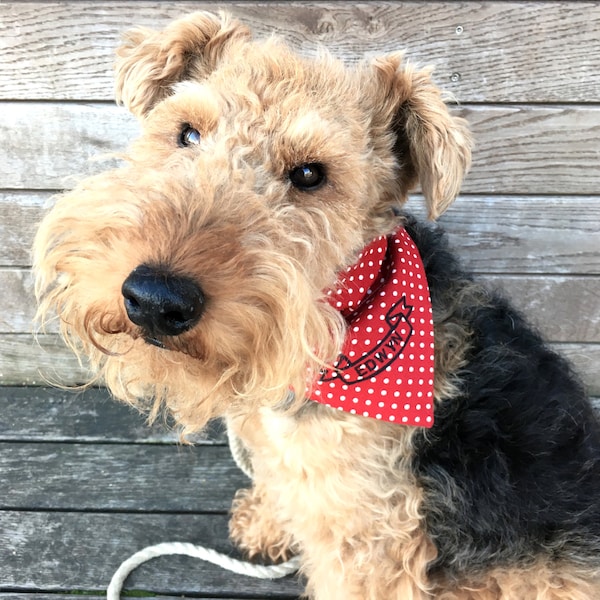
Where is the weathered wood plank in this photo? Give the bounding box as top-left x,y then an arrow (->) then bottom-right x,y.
0,590 -> 252,600
0,334 -> 92,386
7,195 -> 600,273
0,597 -> 252,600
0,103 -> 137,190
0,596 -> 249,600
0,442 -> 247,511
5,268 -> 599,341
432,197 -> 600,275
1,334 -> 599,394
2,268 -> 35,333
0,386 -> 225,444
0,511 -> 303,596
460,105 -> 600,196
556,344 -> 600,397
2,102 -> 600,195
1,2 -> 599,103
0,193 -> 50,267
482,275 -> 600,343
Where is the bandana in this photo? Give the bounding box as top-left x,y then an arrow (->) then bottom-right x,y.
309,228 -> 435,427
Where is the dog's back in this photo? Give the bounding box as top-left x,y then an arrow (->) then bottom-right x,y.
407,215 -> 600,591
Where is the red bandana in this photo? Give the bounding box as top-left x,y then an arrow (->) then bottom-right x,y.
310,228 -> 435,427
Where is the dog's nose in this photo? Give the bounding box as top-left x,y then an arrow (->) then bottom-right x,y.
121,265 -> 205,337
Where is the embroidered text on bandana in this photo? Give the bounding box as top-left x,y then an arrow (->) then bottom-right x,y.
309,228 -> 435,427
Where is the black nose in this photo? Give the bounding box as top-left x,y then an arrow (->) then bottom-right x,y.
121,265 -> 205,337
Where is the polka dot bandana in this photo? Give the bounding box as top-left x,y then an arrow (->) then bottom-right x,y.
309,228 -> 435,427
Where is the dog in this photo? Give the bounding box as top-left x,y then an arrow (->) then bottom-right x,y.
33,11 -> 600,599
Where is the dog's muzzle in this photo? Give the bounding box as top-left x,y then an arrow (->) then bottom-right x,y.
121,265 -> 205,340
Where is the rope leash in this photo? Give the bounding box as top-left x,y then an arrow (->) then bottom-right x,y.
107,424 -> 299,599
107,542 -> 301,599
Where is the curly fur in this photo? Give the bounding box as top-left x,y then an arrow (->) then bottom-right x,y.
34,11 -> 600,598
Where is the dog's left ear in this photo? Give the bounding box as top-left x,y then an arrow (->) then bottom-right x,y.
115,11 -> 251,118
370,54 -> 472,219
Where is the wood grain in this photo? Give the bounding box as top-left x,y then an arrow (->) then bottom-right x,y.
482,275 -> 600,342
0,442 -> 248,511
433,197 -> 600,275
1,268 -> 35,333
0,597 -> 249,600
0,193 -> 50,267
1,2 -> 599,103
0,511 -> 304,596
461,105 -> 600,196
0,103 -> 138,190
0,334 -> 91,386
2,102 -> 600,194
0,596 -> 246,600
0,386 -> 226,444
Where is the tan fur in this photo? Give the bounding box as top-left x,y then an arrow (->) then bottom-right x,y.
228,404 -> 436,599
33,11 -> 595,599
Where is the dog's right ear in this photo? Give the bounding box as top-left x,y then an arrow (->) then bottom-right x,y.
115,11 -> 251,118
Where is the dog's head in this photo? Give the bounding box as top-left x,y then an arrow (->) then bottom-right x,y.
115,12 -> 471,220
34,12 -> 471,432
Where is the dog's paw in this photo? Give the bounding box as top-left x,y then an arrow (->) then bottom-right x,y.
229,487 -> 297,562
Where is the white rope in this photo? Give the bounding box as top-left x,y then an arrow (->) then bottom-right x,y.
107,542 -> 300,599
107,424 -> 299,599
226,419 -> 255,478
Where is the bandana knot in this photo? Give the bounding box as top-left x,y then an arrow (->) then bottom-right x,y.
309,228 -> 435,427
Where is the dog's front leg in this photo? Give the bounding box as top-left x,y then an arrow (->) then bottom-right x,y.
230,406 -> 435,599
227,412 -> 299,562
229,483 -> 298,561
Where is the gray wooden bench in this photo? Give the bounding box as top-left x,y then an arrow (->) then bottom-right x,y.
1,1 -> 598,598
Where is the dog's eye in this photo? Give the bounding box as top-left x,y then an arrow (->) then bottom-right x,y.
289,163 -> 326,190
178,125 -> 201,147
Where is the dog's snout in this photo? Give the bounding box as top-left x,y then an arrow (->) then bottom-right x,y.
121,265 -> 205,337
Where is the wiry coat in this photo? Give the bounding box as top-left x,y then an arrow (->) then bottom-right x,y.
33,11 -> 600,599
408,215 -> 600,592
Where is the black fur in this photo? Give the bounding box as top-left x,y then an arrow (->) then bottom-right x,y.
403,215 -> 600,576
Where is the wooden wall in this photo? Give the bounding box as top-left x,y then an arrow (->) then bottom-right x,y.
0,1 -> 598,394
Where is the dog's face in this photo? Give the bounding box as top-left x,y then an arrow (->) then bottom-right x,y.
34,12 -> 471,431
